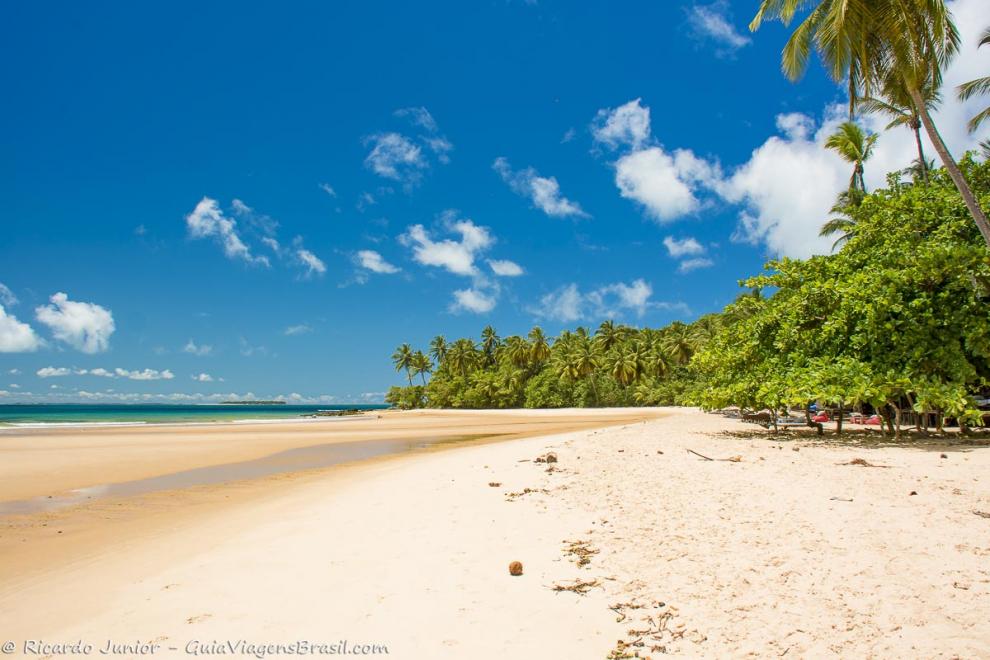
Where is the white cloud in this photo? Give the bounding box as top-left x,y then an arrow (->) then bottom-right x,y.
355,250 -> 400,274
37,367 -> 71,378
678,257 -> 715,273
9,369 -> 21,375
663,236 -> 706,257
488,259 -> 524,277
89,368 -> 114,377
592,98 -> 652,150
532,279 -> 684,322
0,305 -> 42,352
0,283 -> 17,307
492,157 -> 589,218
450,288 -> 497,314
296,247 -> 327,277
318,183 -> 337,197
114,368 -> 174,381
687,1 -> 751,56
192,373 -> 214,382
364,133 -> 427,183
394,107 -> 453,163
615,147 -> 703,222
284,324 -> 312,336
185,197 -> 270,267
35,292 -> 115,354
183,340 -> 212,356
400,218 -> 494,277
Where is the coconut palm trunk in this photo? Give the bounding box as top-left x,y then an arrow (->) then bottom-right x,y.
910,88 -> 990,247
911,121 -> 929,184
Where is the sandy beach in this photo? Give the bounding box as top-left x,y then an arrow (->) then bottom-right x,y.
2,408 -> 989,658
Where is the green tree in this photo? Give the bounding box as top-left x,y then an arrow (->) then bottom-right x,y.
825,121 -> 878,194
429,335 -> 448,364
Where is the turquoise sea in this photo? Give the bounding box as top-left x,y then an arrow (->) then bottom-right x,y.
0,404 -> 389,427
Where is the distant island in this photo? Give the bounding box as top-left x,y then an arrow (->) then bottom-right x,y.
219,400 -> 286,405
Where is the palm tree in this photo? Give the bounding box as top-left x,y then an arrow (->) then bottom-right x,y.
608,346 -> 642,387
411,351 -> 432,385
391,343 -> 415,385
750,0 -> 990,247
901,157 -> 937,184
594,320 -> 626,352
528,327 -> 551,365
825,122 -> 878,194
429,335 -> 448,365
982,139 -> 990,160
858,72 -> 940,184
819,188 -> 864,249
446,338 -> 479,377
503,335 -> 532,368
957,27 -> 990,133
663,322 -> 695,366
480,325 -> 500,367
569,336 -> 602,404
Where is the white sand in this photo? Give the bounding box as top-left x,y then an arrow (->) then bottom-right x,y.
2,408 -> 989,658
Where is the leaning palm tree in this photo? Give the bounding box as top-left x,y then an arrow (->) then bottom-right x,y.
858,71 -> 940,183
825,121 -> 878,194
957,27 -> 990,133
750,0 -> 990,247
391,343 -> 415,385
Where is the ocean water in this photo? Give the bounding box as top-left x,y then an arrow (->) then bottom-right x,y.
0,403 -> 389,428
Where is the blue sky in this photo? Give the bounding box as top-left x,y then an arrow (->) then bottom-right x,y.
1,0 -> 987,403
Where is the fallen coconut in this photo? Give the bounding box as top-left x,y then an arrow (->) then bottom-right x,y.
509,561 -> 523,576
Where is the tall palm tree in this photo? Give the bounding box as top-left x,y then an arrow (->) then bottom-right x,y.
663,322 -> 695,366
480,325 -> 500,366
858,71 -> 940,183
411,351 -> 432,385
957,27 -> 990,133
446,338 -> 479,377
429,335 -> 448,365
528,327 -> 551,365
608,346 -> 642,387
391,343 -> 414,385
750,0 -> 990,247
594,320 -> 626,352
569,336 -> 602,404
825,121 -> 878,194
901,157 -> 937,184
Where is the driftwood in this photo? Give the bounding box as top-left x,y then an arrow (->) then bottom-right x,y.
687,449 -> 743,462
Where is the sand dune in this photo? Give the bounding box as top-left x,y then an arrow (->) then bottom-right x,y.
1,408 -> 989,658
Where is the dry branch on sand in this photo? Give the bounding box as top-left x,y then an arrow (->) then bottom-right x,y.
505,487 -> 549,501
687,449 -> 742,462
563,539 -> 599,567
839,458 -> 891,468
550,578 -> 600,595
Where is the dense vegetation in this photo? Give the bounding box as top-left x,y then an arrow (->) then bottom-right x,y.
387,158 -> 990,436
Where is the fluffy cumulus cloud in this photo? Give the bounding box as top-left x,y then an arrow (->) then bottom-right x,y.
192,373 -> 214,382
487,259 -> 524,277
678,257 -> 715,273
492,157 -> 588,218
451,288 -> 497,314
296,247 -> 327,277
284,324 -> 312,336
185,197 -> 270,267
37,366 -> 174,380
400,218 -> 494,277
36,366 -> 71,377
355,250 -> 400,274
364,133 -> 428,184
35,292 -> 115,354
114,368 -> 174,381
0,305 -> 42,352
686,1 -> 751,56
394,106 -> 453,163
591,98 -> 652,150
531,279 -> 687,322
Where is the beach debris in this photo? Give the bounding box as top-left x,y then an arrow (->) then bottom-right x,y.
792,446 -> 800,452
940,453 -> 948,459
687,448 -> 742,462
545,452 -> 558,463
829,497 -> 854,502
563,539 -> 599,567
972,510 -> 990,519
488,482 -> 501,487
186,613 -> 212,624
550,578 -> 600,595
953,581 -> 970,590
505,487 -> 549,501
508,561 -> 523,576
657,450 -> 664,455
839,458 -> 890,468
909,490 -> 918,496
